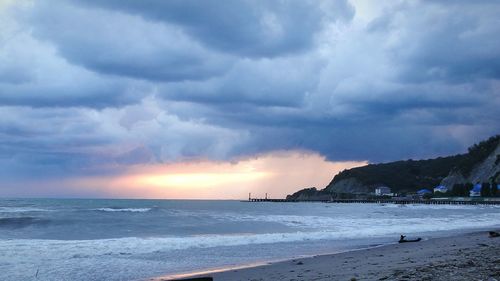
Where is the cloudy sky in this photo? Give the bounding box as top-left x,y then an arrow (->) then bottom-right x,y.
1,0 -> 499,199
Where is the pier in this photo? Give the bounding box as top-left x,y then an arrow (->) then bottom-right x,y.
247,198 -> 500,205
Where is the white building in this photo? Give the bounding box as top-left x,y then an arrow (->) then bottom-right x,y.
433,185 -> 448,193
375,186 -> 391,196
470,184 -> 482,197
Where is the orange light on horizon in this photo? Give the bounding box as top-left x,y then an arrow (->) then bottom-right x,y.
137,171 -> 271,188
30,151 -> 368,199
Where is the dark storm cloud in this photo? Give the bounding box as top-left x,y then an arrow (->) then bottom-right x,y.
0,12 -> 150,108
381,2 -> 500,83
161,56 -> 322,107
0,77 -> 145,108
69,0 -> 354,58
0,0 -> 500,187
28,1 -> 232,82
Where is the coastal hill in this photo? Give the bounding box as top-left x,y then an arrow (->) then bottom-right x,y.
287,135 -> 500,200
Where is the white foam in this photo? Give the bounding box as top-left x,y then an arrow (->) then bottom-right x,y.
217,210 -> 500,231
0,207 -> 52,213
2,210 -> 498,254
208,203 -> 500,229
92,208 -> 152,213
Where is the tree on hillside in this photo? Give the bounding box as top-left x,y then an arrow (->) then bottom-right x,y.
491,181 -> 498,197
452,183 -> 464,196
464,182 -> 474,196
481,182 -> 491,197
457,135 -> 500,176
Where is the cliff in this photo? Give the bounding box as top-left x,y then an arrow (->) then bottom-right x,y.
440,136 -> 500,189
287,135 -> 500,200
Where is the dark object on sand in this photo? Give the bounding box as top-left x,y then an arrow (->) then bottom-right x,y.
399,235 -> 422,243
489,231 -> 500,238
171,277 -> 214,281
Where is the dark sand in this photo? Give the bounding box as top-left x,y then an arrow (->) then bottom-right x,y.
155,231 -> 500,281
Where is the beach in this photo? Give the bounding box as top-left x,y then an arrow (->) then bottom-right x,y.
159,230 -> 500,281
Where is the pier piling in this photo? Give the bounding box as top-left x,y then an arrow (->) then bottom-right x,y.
246,198 -> 500,205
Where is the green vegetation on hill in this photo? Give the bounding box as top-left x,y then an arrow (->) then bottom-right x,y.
455,135 -> 500,177
326,155 -> 464,193
324,135 -> 500,194
285,187 -> 332,200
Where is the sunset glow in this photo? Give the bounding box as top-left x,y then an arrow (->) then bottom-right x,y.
20,151 -> 367,199
137,172 -> 270,188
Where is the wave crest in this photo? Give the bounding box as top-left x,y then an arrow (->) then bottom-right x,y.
92,208 -> 152,213
0,207 -> 51,213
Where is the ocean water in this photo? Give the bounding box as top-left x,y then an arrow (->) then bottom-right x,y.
0,199 -> 499,281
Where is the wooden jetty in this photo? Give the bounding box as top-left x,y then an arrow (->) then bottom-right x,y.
247,198 -> 500,205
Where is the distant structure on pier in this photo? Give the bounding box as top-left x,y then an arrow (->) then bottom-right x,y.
375,186 -> 391,196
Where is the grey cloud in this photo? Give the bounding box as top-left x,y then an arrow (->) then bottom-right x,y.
0,78 -> 144,108
0,102 -> 249,180
29,1 -> 232,82
376,2 -> 500,83
161,56 -> 323,107
158,1 -> 500,161
69,0 -> 354,58
1,0 -> 500,187
0,14 -> 149,108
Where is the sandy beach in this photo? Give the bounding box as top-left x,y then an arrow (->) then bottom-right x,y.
157,230 -> 500,281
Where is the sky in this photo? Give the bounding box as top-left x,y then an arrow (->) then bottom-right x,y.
0,0 -> 499,199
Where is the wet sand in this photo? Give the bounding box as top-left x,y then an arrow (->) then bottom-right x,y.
155,230 -> 500,281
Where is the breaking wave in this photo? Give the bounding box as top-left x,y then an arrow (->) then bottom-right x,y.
0,207 -> 52,213
92,208 -> 153,213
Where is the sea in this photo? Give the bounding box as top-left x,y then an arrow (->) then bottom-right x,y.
0,198 -> 499,281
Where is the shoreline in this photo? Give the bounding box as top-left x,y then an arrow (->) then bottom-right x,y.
152,230 -> 500,281
151,242 -> 393,281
